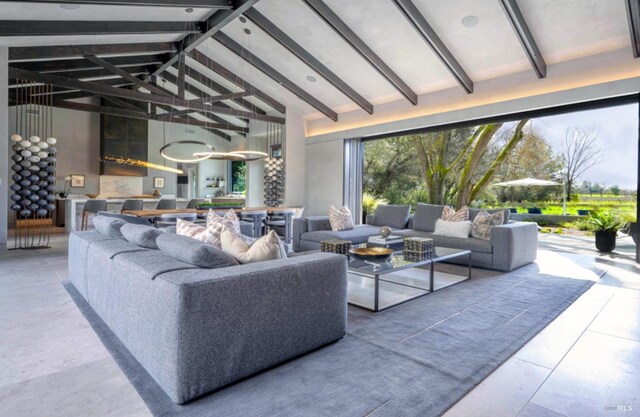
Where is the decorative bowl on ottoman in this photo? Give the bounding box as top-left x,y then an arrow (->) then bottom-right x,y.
349,247 -> 393,262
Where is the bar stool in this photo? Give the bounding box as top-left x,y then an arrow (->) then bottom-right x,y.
240,210 -> 268,238
156,199 -> 176,210
121,199 -> 143,214
81,199 -> 107,230
265,209 -> 298,244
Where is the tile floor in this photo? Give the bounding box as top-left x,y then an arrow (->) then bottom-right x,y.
0,231 -> 638,417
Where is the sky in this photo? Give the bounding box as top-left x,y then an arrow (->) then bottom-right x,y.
530,103 -> 638,190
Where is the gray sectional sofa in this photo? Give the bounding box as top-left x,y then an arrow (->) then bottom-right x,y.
293,204 -> 538,272
68,221 -> 348,404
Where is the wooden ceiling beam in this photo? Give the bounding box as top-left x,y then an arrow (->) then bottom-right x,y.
9,42 -> 177,61
9,66 -> 285,124
0,20 -> 200,36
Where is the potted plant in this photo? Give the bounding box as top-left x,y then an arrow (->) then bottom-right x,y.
57,176 -> 71,199
588,211 -> 627,252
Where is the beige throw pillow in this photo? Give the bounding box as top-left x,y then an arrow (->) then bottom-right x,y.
441,205 -> 469,222
220,227 -> 286,264
205,209 -> 241,247
176,219 -> 217,245
471,210 -> 504,240
328,205 -> 354,231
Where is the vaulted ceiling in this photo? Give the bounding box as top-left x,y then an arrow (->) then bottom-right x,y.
2,0 -> 639,139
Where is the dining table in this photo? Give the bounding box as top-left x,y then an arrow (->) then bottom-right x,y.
122,206 -> 301,243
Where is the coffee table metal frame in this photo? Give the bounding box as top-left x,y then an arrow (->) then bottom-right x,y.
347,246 -> 472,312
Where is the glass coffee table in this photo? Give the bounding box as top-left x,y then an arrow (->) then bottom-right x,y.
347,246 -> 471,312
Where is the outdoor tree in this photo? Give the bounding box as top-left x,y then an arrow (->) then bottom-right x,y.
363,136 -> 422,204
495,131 -> 564,202
561,127 -> 604,198
610,185 -> 621,196
410,120 -> 530,207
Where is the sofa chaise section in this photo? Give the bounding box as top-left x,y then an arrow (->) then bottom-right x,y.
68,231 -> 348,404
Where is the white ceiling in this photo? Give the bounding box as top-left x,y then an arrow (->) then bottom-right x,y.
2,0 -> 635,122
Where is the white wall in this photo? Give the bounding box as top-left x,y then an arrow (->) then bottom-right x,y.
304,139 -> 343,216
284,108 -> 306,207
0,47 -> 8,248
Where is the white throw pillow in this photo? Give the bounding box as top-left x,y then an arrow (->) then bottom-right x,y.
328,205 -> 354,231
205,209 -> 240,247
220,227 -> 286,264
433,219 -> 471,238
176,219 -> 217,245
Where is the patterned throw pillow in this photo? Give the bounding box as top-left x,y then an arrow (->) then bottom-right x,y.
328,206 -> 355,231
176,219 -> 217,245
205,209 -> 241,247
441,205 -> 469,222
220,226 -> 287,264
471,210 -> 504,240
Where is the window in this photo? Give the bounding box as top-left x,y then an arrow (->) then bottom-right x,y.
231,160 -> 246,193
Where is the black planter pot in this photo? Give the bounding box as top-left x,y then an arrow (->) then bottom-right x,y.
595,231 -> 617,252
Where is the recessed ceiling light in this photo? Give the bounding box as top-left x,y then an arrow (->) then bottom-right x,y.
59,3 -> 80,10
244,28 -> 251,35
239,16 -> 247,24
306,75 -> 317,82
461,15 -> 479,28
185,7 -> 193,13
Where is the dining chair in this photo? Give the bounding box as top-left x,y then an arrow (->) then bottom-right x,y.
156,199 -> 176,210
81,199 -> 107,230
121,199 -> 144,213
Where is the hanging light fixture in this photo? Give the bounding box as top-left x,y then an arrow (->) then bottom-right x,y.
160,140 -> 214,163
230,120 -> 268,161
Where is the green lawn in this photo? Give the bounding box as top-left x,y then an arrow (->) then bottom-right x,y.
491,201 -> 636,221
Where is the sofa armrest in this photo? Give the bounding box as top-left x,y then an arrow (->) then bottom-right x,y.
365,214 -> 375,225
292,217 -> 308,252
490,222 -> 538,272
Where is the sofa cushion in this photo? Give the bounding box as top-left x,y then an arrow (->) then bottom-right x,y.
302,225 -> 382,244
120,224 -> 165,249
431,235 -> 493,254
93,216 -> 126,238
221,228 -> 286,264
413,204 -> 445,232
328,206 -> 354,231
471,210 -> 504,240
306,216 -> 332,232
433,219 -> 471,238
156,233 -> 239,269
469,208 -> 510,225
395,228 -> 493,254
371,205 -> 411,229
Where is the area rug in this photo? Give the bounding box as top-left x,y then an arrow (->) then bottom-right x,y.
63,262 -> 601,417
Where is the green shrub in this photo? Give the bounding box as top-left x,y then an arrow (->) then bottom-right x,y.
362,192 -> 388,216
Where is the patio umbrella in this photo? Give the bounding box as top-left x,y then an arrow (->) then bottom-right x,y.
493,177 -> 561,187
493,177 -> 564,214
